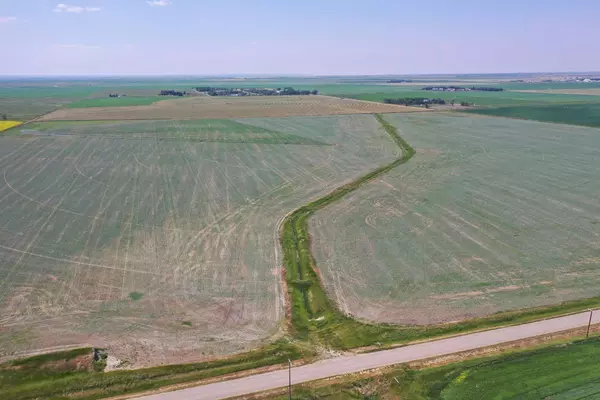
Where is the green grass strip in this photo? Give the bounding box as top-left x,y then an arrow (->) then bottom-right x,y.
282,113 -> 600,349
0,341 -> 314,400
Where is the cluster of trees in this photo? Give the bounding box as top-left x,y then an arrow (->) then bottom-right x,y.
423,86 -> 504,92
195,87 -> 318,96
1,113 -> 8,120
159,90 -> 188,97
279,87 -> 318,95
386,79 -> 412,83
108,93 -> 124,98
470,86 -> 503,91
383,97 -> 446,106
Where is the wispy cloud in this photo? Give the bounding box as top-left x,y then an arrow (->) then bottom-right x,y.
0,16 -> 17,23
53,4 -> 101,13
54,44 -> 100,49
147,0 -> 171,7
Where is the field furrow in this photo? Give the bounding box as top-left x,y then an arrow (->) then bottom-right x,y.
310,113 -> 600,324
0,115 -> 398,366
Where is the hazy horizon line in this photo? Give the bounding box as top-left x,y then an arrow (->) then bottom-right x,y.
1,71 -> 599,79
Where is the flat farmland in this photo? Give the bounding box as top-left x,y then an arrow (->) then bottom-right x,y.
515,88 -> 600,96
64,96 -> 165,108
38,95 -> 422,121
0,85 -> 97,121
347,90 -> 600,107
463,103 -> 600,128
310,113 -> 600,324
0,115 -> 400,366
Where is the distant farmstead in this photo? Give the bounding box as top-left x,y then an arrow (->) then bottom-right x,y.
194,87 -> 318,97
422,86 -> 504,92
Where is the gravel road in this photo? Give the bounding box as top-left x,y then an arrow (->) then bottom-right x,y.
136,310 -> 599,400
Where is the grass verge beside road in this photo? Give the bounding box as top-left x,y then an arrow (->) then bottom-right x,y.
262,335 -> 600,399
262,338 -> 600,400
0,340 -> 313,400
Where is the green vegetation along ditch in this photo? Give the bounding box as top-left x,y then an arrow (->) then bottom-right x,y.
268,336 -> 600,399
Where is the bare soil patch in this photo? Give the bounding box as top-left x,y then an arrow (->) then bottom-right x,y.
39,95 -> 425,121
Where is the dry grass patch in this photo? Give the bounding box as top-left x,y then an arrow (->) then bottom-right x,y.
38,95 -> 424,121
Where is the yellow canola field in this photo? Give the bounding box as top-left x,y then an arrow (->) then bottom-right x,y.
0,121 -> 22,132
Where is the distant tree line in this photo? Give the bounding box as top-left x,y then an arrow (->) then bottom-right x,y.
159,90 -> 188,97
279,87 -> 318,95
195,87 -> 318,96
108,93 -> 125,98
422,86 -> 504,92
386,79 -> 412,83
1,113 -> 7,120
470,86 -> 503,91
384,97 -> 446,106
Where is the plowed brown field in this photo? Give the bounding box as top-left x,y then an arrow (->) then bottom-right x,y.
38,95 -> 424,121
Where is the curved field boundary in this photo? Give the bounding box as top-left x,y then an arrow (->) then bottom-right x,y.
281,113 -> 600,350
282,113 -> 415,346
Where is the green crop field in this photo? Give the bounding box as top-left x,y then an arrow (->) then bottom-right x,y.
0,85 -> 97,120
0,83 -> 179,119
0,115 -> 400,367
440,339 -> 600,399
4,76 -> 599,122
266,337 -> 600,400
0,96 -> 75,121
500,81 -> 600,91
463,102 -> 600,127
65,96 -> 165,108
310,113 -> 600,325
341,89 -> 600,107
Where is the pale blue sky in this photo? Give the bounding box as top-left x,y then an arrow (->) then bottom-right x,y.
1,0 -> 599,75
